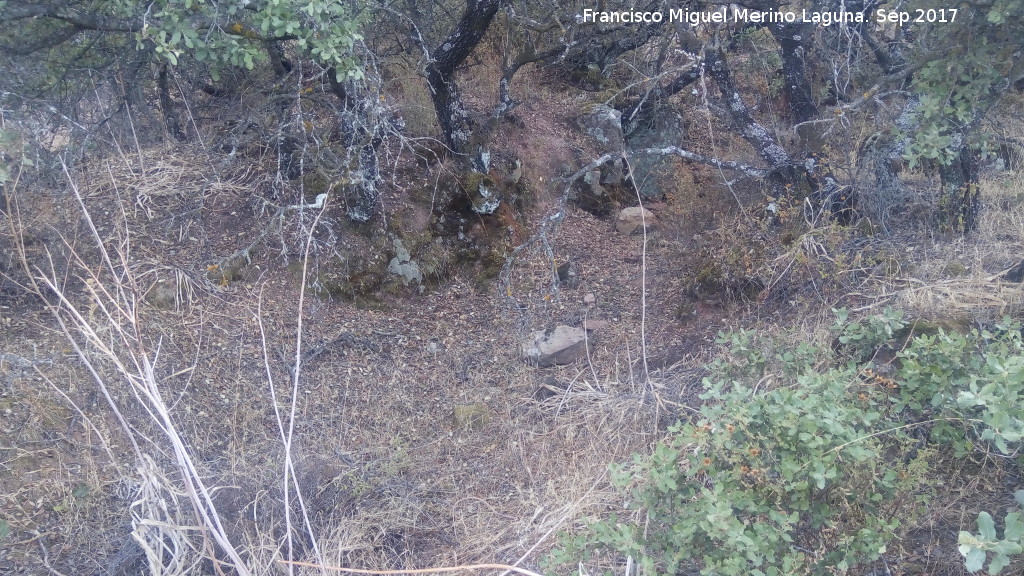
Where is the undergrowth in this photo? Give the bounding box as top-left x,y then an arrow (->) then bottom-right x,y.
548,309 -> 1024,576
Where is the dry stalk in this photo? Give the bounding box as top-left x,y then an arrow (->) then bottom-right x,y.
19,158 -> 253,576
255,197 -> 331,576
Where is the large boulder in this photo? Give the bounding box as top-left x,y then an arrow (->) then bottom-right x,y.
522,325 -> 591,367
579,104 -> 626,185
579,104 -> 625,151
624,106 -> 687,199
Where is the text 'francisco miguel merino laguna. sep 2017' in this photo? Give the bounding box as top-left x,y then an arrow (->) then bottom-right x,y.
579,6 -> 960,27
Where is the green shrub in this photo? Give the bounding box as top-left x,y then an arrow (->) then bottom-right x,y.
832,306 -> 906,362
548,321 -> 928,576
548,311 -> 1024,576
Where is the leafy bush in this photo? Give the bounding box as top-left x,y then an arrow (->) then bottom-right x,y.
833,307 -> 906,361
548,311 -> 1024,576
548,320 -> 929,576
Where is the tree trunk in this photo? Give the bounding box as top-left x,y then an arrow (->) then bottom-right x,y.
938,145 -> 980,233
705,49 -> 797,187
328,69 -> 386,221
861,97 -> 917,230
424,0 -> 501,156
158,64 -> 185,141
767,20 -> 818,125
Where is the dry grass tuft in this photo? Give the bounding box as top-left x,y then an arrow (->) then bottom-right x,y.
895,278 -> 1024,321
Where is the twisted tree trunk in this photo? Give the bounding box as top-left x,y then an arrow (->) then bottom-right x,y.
424,0 -> 501,157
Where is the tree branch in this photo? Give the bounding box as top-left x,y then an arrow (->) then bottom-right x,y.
9,3 -> 142,32
0,23 -> 84,55
561,146 -> 768,188
705,49 -> 793,170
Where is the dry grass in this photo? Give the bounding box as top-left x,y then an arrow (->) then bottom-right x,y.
847,170 -> 1024,323
0,134 -> 674,576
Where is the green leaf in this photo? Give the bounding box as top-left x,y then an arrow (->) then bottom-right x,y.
72,484 -> 90,499
960,530 -> 982,548
964,547 -> 986,572
993,540 -> 1023,555
988,553 -> 1009,574
0,519 -> 8,539
978,512 -> 997,541
1014,490 -> 1024,507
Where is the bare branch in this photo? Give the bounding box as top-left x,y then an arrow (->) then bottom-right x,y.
1,2 -> 142,32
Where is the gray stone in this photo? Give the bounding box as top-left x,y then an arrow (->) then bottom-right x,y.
624,106 -> 687,199
579,104 -> 625,151
387,238 -> 422,285
583,170 -> 606,197
557,260 -> 579,288
522,325 -> 591,367
1001,259 -> 1024,283
615,206 -> 657,235
144,281 -> 179,310
579,105 -> 626,185
471,178 -> 500,214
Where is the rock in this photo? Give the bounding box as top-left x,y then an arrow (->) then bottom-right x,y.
615,206 -> 657,235
1001,259 -> 1024,283
583,293 -> 596,305
387,238 -> 422,286
582,318 -> 608,331
557,260 -> 579,287
533,383 -> 560,401
144,281 -> 179,310
579,104 -> 626,185
624,105 -> 687,199
207,250 -> 249,286
471,176 -> 501,215
579,104 -> 625,151
583,170 -> 605,196
522,325 -> 591,367
575,169 -> 616,215
505,159 -> 523,186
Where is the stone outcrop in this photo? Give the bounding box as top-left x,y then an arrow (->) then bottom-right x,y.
579,104 -> 625,151
579,104 -> 626,185
624,105 -> 687,198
